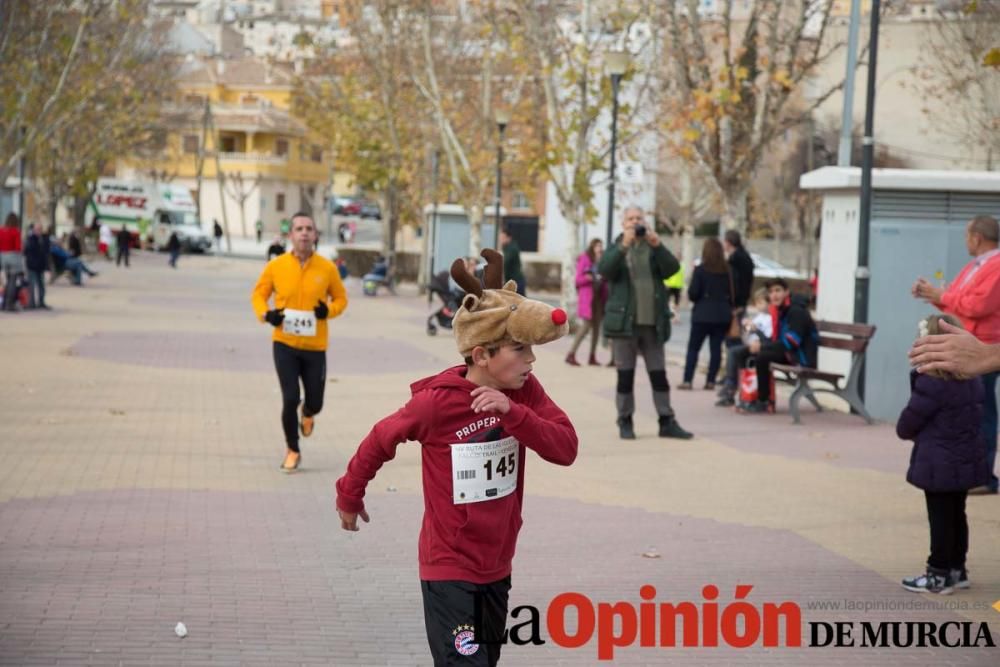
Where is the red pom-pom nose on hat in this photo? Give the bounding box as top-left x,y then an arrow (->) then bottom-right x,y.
551,308 -> 568,325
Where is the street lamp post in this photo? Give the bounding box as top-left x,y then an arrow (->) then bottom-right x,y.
605,50 -> 629,246
17,126 -> 26,231
493,109 -> 511,250
854,0 -> 882,403
428,150 -> 440,304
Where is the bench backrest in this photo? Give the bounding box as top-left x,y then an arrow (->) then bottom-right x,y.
815,320 -> 876,354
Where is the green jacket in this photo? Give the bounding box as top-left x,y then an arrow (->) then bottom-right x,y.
598,236 -> 680,343
503,240 -> 525,283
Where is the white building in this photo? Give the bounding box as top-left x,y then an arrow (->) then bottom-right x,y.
539,19 -> 661,258
808,6 -> 996,170
801,166 -> 1000,418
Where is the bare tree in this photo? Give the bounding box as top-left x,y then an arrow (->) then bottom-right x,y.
512,0 -> 659,311
652,0 -> 849,232
654,160 -> 719,288
918,3 -> 1000,169
24,8 -> 176,229
225,172 -> 262,238
0,1 -> 161,191
406,1 -> 510,255
296,0 -> 431,279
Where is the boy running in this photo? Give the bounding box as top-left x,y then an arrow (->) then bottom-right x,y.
335,249 -> 577,666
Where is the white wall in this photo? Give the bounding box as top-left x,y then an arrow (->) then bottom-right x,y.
816,192 -> 859,380
810,19 -> 993,170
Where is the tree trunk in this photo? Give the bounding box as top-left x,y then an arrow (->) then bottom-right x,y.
720,188 -> 749,233
559,200 -> 586,315
72,195 -> 88,228
213,153 -> 232,254
468,206 -> 483,257
385,178 -> 400,287
418,204 -> 430,293
680,224 -> 696,307
238,195 -> 248,238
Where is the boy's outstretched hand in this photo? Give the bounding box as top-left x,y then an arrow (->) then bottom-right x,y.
338,508 -> 370,531
470,386 -> 511,414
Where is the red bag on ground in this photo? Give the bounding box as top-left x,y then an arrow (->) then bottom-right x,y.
738,365 -> 759,404
738,361 -> 775,409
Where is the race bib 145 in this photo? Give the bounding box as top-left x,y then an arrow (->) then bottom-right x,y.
450,436 -> 519,505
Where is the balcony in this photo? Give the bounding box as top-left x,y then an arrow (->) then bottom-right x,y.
218,152 -> 288,164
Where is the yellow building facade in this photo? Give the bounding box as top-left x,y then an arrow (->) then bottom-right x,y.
123,55 -> 349,240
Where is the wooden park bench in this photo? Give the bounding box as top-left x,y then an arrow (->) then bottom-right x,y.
771,321 -> 877,425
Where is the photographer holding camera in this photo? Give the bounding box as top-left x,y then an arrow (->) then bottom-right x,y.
598,207 -> 693,440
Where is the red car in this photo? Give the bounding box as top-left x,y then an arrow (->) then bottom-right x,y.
334,197 -> 362,216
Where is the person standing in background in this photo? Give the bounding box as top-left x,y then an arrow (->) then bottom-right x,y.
912,215 -> 1000,495
98,220 -> 112,260
213,219 -> 224,253
723,230 -> 754,346
599,207 -> 692,440
167,231 -> 181,268
566,239 -> 608,366
24,224 -> 50,309
499,226 -> 526,296
115,227 -> 131,267
680,238 -> 733,390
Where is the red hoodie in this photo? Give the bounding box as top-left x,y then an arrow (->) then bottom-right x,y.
335,366 -> 578,584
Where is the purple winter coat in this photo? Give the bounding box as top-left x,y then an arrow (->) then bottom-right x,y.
896,370 -> 989,492
575,252 -> 608,321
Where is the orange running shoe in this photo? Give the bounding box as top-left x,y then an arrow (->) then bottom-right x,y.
300,413 -> 315,437
280,451 -> 301,473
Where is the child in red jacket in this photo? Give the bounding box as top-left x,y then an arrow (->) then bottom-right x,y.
335,249 -> 576,666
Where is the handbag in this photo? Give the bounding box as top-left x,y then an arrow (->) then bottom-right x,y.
726,269 -> 741,339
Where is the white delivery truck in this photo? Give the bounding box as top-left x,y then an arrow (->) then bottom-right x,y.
86,179 -> 212,252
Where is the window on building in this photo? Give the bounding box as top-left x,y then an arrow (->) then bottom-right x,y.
184,94 -> 205,106
149,129 -> 168,151
512,191 -> 531,210
220,135 -> 237,152
242,94 -> 260,106
276,139 -> 289,157
183,135 -> 199,154
276,193 -> 286,212
310,145 -> 323,162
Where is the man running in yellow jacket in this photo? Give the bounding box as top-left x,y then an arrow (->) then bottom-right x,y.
252,212 -> 348,472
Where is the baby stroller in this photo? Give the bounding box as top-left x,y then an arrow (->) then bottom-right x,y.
426,270 -> 460,335
362,255 -> 393,296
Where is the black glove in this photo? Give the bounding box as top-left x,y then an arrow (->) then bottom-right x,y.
314,299 -> 329,320
264,309 -> 285,327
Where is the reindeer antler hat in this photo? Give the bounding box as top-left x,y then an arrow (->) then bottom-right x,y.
450,249 -> 569,357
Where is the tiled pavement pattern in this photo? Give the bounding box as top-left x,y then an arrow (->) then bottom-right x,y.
1,251 -> 998,666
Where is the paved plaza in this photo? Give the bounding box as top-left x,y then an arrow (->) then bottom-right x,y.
1,251 -> 998,666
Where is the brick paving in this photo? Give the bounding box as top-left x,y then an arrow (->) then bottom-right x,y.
0,251 -> 997,666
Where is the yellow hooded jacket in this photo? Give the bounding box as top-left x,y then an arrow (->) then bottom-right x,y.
251,252 -> 348,351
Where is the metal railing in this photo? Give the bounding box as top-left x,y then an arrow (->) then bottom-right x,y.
218,152 -> 288,164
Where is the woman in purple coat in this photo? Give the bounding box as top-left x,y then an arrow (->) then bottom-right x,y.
566,239 -> 608,366
897,314 -> 989,595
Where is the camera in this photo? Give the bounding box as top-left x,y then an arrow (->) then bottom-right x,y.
634,224 -> 647,238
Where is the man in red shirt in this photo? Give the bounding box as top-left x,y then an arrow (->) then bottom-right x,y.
335,250 -> 576,666
913,215 -> 1000,494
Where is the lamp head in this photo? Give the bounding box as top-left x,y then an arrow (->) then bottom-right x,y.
494,108 -> 511,132
606,50 -> 629,77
